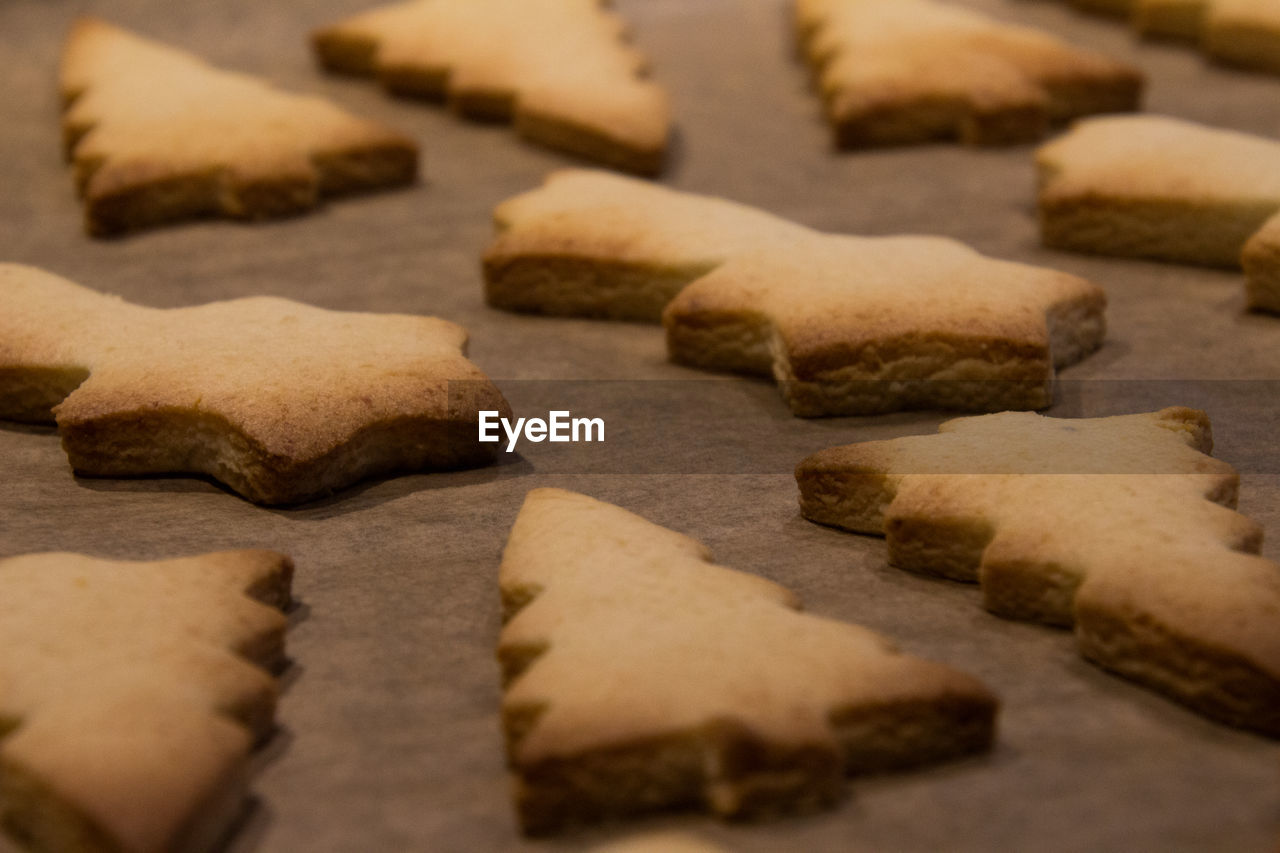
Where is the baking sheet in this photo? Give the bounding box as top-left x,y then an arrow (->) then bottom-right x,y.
2,0 -> 1279,850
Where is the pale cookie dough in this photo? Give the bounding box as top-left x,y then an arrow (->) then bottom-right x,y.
0,264 -> 511,504
62,17 -> 417,236
485,169 -> 1107,416
313,0 -> 670,175
0,549 -> 293,853
796,407 -> 1280,735
794,0 -> 1143,146
1062,0 -> 1280,73
499,488 -> 997,834
1037,113 -> 1280,312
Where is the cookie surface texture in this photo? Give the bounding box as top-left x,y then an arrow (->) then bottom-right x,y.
796,407 -> 1280,735
313,0 -> 669,175
498,488 -> 997,835
794,0 -> 1143,146
0,549 -> 293,853
0,264 -> 511,504
1038,114 -> 1280,311
485,169 -> 1107,416
61,17 -> 418,236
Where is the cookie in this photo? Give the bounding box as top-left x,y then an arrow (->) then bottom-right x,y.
1132,0 -> 1205,38
794,0 -> 1144,146
591,833 -> 727,853
796,407 -> 1280,735
1062,0 -> 1280,73
1243,216 -> 1280,312
0,263 -> 511,504
313,0 -> 670,175
62,17 -> 417,236
1069,0 -> 1136,14
485,169 -> 1107,416
499,488 -> 997,835
0,549 -> 292,853
1037,113 -> 1280,311
1202,1 -> 1280,71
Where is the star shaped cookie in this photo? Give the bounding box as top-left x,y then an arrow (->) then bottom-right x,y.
1061,0 -> 1280,73
794,0 -> 1143,146
1038,114 -> 1280,312
62,17 -> 418,236
0,549 -> 292,853
796,407 -> 1280,735
499,488 -> 997,834
485,169 -> 1107,416
0,264 -> 510,504
313,0 -> 670,175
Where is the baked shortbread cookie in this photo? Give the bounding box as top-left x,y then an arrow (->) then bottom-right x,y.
499,488 -> 997,834
1038,114 -> 1280,311
0,264 -> 511,504
590,833 -> 727,853
61,17 -> 417,236
485,170 -> 1107,416
313,0 -> 670,175
794,0 -> 1143,146
0,549 -> 293,853
1063,0 -> 1280,73
796,407 -> 1280,735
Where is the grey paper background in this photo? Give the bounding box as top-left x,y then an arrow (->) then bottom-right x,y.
2,0 -> 1279,850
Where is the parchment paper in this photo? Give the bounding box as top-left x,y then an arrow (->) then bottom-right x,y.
1,0 -> 1279,850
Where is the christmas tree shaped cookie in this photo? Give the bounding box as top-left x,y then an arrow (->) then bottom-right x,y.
62,17 -> 418,235
797,407 -> 1280,734
0,549 -> 293,852
485,169 -> 1107,416
794,0 -> 1143,146
499,488 -> 997,834
313,0 -> 670,175
0,264 -> 511,504
1038,114 -> 1280,312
